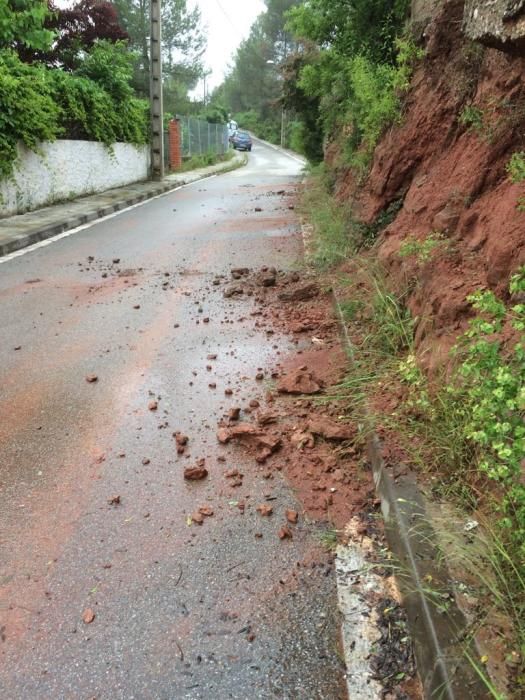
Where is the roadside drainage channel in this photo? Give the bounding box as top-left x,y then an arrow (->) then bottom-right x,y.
0,153 -> 247,258
332,290 -> 491,700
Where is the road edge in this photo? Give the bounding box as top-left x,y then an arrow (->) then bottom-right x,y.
0,152 -> 248,258
331,289 -> 491,700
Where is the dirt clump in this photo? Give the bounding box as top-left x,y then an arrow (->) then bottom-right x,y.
217,423 -> 281,463
277,368 -> 323,395
184,459 -> 208,481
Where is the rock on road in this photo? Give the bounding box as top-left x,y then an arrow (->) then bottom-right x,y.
0,141 -> 347,699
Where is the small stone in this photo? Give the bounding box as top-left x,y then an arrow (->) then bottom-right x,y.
184,462 -> 208,481
85,374 -> 98,383
82,608 -> 95,624
228,407 -> 241,421
286,509 -> 299,524
148,400 -> 158,411
256,504 -> 273,517
278,526 -> 293,540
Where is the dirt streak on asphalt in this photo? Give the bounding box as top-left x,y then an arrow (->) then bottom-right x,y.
0,143 -> 348,699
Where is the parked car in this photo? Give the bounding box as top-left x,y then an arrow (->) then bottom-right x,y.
231,131 -> 252,151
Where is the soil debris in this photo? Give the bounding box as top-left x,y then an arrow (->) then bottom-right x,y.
278,282 -> 319,302
278,526 -> 293,540
184,460 -> 208,481
307,416 -> 355,442
277,368 -> 323,395
285,509 -> 299,524
82,609 -> 96,624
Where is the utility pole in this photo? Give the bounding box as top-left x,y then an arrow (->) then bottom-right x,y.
150,0 -> 164,180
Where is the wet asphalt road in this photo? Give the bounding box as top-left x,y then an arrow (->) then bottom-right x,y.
0,141 -> 347,699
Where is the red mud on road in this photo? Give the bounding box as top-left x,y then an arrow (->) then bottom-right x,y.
213,266 -> 375,530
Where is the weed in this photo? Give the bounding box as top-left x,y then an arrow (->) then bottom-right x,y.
354,198 -> 404,249
304,172 -> 525,692
506,152 -> 525,184
398,231 -> 446,264
299,167 -> 355,269
340,299 -> 364,321
176,149 -> 234,173
460,104 -> 485,133
318,528 -> 339,550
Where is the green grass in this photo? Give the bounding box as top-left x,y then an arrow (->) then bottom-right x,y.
299,167 -> 353,269
300,172 -> 525,693
175,148 -> 235,173
317,528 -> 339,550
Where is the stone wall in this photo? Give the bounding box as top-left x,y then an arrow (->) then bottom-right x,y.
0,140 -> 150,218
463,0 -> 525,52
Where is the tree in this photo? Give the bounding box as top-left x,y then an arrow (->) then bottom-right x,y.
17,0 -> 128,68
214,1 -> 302,145
114,0 -> 205,102
0,0 -> 54,52
287,0 -> 410,65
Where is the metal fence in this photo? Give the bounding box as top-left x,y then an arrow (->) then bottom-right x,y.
177,115 -> 229,158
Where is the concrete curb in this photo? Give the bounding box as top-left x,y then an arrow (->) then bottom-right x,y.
0,152 -> 247,258
331,291 -> 491,700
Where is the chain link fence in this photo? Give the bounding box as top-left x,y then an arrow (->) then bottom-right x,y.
177,116 -> 229,158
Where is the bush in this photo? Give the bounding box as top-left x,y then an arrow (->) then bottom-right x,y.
506,151 -> 525,183
0,41 -> 148,179
0,51 -> 62,178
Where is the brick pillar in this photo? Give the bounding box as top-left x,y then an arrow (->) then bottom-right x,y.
168,119 -> 182,171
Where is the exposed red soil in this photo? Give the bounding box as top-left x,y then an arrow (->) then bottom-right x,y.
332,0 -> 525,370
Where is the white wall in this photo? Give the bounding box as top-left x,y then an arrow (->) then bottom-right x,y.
0,140 -> 150,217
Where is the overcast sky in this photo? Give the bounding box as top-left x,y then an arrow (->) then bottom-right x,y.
188,0 -> 265,95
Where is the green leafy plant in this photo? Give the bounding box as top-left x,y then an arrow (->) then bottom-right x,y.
0,40 -> 148,179
506,152 -> 525,184
398,231 -> 446,264
0,51 -> 62,178
459,104 -> 485,132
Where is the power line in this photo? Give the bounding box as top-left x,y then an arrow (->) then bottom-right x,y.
212,0 -> 240,33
